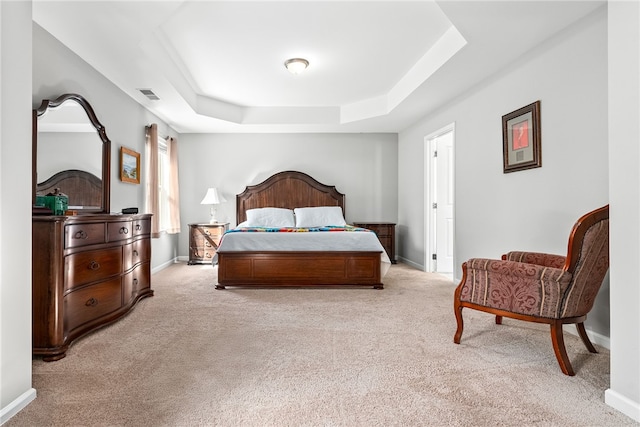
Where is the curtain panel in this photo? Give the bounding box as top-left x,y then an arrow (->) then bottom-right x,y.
145,124 -> 160,238
166,136 -> 181,234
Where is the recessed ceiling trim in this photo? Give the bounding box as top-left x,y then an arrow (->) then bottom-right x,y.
340,25 -> 467,124
388,26 -> 466,112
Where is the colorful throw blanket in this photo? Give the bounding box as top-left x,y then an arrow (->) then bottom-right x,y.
226,225 -> 373,233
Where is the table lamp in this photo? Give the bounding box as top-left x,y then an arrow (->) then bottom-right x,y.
200,187 -> 226,223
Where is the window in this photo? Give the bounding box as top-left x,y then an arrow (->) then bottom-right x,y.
145,123 -> 180,237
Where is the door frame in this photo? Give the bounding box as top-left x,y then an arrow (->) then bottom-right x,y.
424,122 -> 455,273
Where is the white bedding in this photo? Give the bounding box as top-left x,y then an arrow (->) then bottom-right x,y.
215,228 -> 391,277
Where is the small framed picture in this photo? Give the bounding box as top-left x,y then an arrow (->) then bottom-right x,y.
120,146 -> 140,184
502,101 -> 541,173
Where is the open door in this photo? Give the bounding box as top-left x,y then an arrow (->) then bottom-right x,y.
425,124 -> 454,274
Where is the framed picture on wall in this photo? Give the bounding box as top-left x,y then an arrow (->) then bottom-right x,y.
502,100 -> 541,173
120,146 -> 140,184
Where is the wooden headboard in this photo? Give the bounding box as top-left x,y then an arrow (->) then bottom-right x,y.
37,169 -> 102,209
236,170 -> 345,224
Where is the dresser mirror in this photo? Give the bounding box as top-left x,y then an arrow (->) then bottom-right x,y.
33,93 -> 111,214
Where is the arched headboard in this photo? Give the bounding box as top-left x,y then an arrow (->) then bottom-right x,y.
236,171 -> 345,224
36,169 -> 102,209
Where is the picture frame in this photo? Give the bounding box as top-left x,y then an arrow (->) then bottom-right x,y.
120,146 -> 140,184
502,100 -> 541,173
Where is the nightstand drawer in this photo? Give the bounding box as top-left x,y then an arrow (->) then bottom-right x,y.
352,222 -> 396,264
188,223 -> 229,264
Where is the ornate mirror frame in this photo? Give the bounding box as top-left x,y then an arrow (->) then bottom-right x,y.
33,93 -> 111,214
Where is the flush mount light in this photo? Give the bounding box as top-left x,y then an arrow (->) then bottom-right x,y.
284,58 -> 309,75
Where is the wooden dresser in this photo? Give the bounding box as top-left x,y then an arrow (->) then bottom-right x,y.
188,222 -> 229,264
32,213 -> 153,361
352,222 -> 397,264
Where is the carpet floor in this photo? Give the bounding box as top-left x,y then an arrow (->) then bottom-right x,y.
6,262 -> 637,426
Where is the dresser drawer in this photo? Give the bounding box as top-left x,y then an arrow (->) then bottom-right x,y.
132,218 -> 151,236
64,277 -> 122,332
65,223 -> 106,248
107,220 -> 133,242
123,262 -> 151,305
65,246 -> 123,291
124,238 -> 151,271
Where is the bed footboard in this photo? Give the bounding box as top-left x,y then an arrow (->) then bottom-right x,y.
216,251 -> 383,289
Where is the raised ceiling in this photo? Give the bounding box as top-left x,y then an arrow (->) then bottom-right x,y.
33,1 -> 604,133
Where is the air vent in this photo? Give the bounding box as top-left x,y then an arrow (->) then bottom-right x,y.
138,89 -> 160,101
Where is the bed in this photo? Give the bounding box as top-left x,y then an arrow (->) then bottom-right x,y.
215,170 -> 390,289
36,169 -> 102,210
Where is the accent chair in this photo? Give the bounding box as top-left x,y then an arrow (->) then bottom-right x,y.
453,205 -> 610,376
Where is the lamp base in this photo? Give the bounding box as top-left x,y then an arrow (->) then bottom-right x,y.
209,207 -> 218,224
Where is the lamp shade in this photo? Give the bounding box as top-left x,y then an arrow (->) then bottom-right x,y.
200,188 -> 226,205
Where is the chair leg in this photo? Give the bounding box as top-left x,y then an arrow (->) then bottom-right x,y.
550,321 -> 575,376
453,301 -> 464,344
576,322 -> 598,353
495,315 -> 503,325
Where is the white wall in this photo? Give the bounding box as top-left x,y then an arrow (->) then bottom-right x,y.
0,1 -> 37,423
399,6 -> 608,271
4,1 -> 637,424
398,7 -> 610,335
398,4 -> 640,421
605,1 -> 640,422
32,23 -> 179,271
177,133 -> 398,258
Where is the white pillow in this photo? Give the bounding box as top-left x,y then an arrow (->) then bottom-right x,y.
294,206 -> 347,228
245,207 -> 295,228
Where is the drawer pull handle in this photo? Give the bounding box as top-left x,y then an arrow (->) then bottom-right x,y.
85,298 -> 98,307
205,230 -> 211,235
88,261 -> 101,270
133,278 -> 138,285
74,230 -> 88,240
133,249 -> 139,257
119,227 -> 129,235
135,224 -> 142,231
205,241 -> 212,247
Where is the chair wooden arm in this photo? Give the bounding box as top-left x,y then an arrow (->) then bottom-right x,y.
502,251 -> 566,269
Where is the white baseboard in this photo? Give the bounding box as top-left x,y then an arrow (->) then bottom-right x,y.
563,325 -> 610,350
151,257 -> 180,275
395,256 -> 424,271
0,388 -> 36,425
605,388 -> 640,423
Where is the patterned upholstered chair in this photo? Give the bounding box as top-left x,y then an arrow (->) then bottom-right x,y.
453,205 -> 609,376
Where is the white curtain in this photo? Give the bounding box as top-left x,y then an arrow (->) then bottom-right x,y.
166,136 -> 181,234
145,124 -> 160,238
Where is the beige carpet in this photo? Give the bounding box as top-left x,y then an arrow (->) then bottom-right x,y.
7,262 -> 637,427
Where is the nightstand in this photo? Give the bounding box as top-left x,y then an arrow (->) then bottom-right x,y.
188,223 -> 229,265
352,222 -> 396,264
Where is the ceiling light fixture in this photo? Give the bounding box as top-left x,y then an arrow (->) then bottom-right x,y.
284,58 -> 309,75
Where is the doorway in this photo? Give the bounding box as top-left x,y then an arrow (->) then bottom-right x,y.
425,124 -> 455,274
